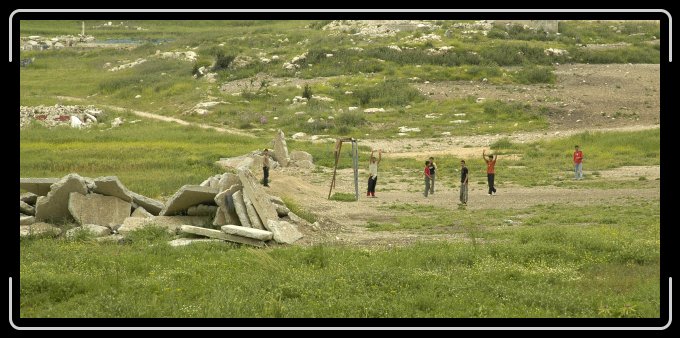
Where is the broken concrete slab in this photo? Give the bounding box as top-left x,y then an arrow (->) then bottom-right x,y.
159,185 -> 217,216
65,224 -> 111,238
238,169 -> 279,225
232,190 -> 251,228
130,191 -> 164,216
221,224 -> 273,241
131,206 -> 153,218
266,219 -> 303,244
68,192 -> 131,227
180,225 -> 265,247
20,192 -> 38,205
269,195 -> 285,206
287,211 -> 312,227
215,155 -> 256,172
20,222 -> 62,237
118,215 -> 212,235
168,238 -> 223,247
212,206 -> 227,226
20,200 -> 35,215
290,160 -> 315,169
214,184 -> 241,226
242,193 -> 265,230
34,173 -> 88,222
187,204 -> 218,216
20,178 -> 59,196
273,129 -> 290,166
20,214 -> 35,225
218,173 -> 240,192
289,150 -> 313,162
92,176 -> 133,202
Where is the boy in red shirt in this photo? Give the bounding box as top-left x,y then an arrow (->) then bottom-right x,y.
573,145 -> 584,180
483,150 -> 497,195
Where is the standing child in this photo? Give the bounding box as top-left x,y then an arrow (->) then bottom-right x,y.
460,160 -> 469,205
428,157 -> 437,195
573,145 -> 584,180
262,148 -> 270,187
367,149 -> 382,198
483,149 -> 497,195
423,160 -> 432,197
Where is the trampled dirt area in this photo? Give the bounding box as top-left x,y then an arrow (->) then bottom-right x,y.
264,63 -> 661,247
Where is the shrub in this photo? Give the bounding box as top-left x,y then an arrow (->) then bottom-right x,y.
302,84 -> 313,100
515,66 -> 555,84
212,51 -> 235,72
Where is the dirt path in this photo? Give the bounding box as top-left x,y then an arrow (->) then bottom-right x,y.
54,96 -> 255,138
267,165 -> 660,248
367,124 -> 659,158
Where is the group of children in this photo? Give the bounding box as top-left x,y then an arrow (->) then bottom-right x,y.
261,144 -> 585,206
366,150 -> 499,205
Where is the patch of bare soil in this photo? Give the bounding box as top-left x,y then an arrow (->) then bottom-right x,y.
266,165 -> 660,248
413,63 -> 660,129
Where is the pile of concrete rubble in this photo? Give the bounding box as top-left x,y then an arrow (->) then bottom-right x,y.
20,169 -> 309,247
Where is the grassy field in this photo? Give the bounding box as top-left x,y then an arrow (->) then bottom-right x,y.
20,197 -> 659,318
18,19 -> 662,320
19,19 -> 659,141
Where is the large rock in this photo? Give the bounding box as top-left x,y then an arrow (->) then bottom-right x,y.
180,225 -> 265,247
214,184 -> 242,226
20,222 -> 62,237
212,206 -> 227,226
118,215 -> 212,235
218,173 -> 240,192
159,185 -> 217,216
20,214 -> 35,225
273,129 -> 290,166
290,160 -> 315,169
266,219 -> 303,244
130,191 -> 164,216
232,190 -> 251,228
187,204 -> 218,216
68,192 -> 131,227
20,201 -> 35,215
34,174 -> 88,222
20,178 -> 59,196
20,192 -> 38,205
131,206 -> 153,218
92,176 -> 133,202
275,205 -> 290,217
65,224 -> 111,238
289,150 -> 313,162
215,155 -> 255,171
168,238 -> 223,247
242,193 -> 265,230
221,224 -> 273,241
238,169 -> 279,225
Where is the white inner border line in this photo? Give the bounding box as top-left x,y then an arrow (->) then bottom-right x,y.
7,9 -> 672,62
7,277 -> 672,329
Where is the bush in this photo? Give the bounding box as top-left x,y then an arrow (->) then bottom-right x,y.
515,66 -> 555,84
335,112 -> 366,130
302,84 -> 313,100
212,51 -> 235,72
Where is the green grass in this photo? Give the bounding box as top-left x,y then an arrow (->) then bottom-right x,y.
329,192 -> 358,202
281,196 -> 317,224
20,199 -> 659,318
488,129 -> 660,187
19,120 -> 262,199
20,20 -> 659,143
